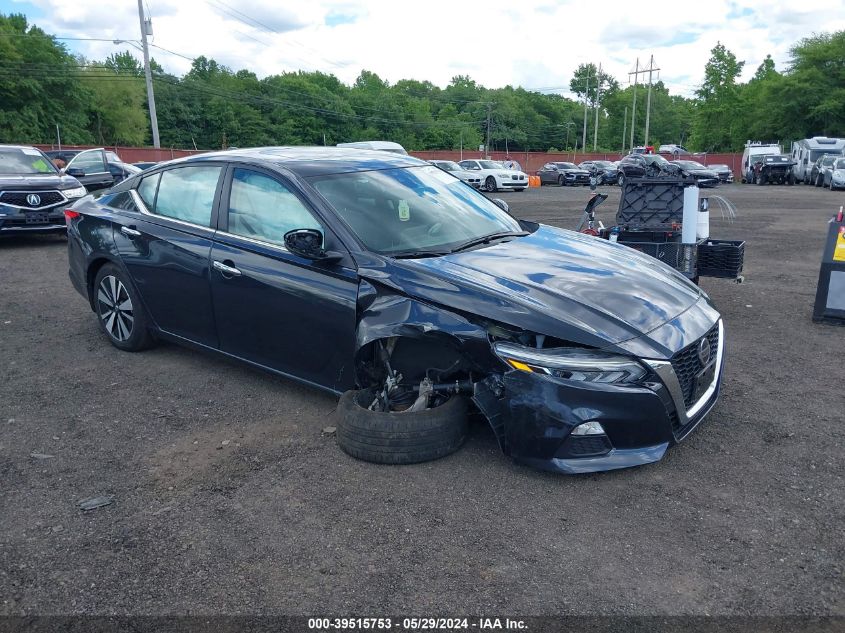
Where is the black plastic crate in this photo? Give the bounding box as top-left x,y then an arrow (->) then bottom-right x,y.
698,239 -> 745,278
616,177 -> 687,229
618,233 -> 697,276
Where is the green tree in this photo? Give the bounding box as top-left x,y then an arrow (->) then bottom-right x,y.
690,42 -> 745,151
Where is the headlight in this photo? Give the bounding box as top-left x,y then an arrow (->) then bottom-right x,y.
498,172 -> 511,178
62,186 -> 87,199
493,341 -> 647,384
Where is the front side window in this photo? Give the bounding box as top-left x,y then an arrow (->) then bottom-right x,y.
68,150 -> 107,174
227,169 -> 322,246
310,165 -> 523,255
154,166 -> 222,227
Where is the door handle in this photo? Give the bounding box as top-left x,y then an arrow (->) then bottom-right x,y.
120,226 -> 141,237
213,260 -> 242,277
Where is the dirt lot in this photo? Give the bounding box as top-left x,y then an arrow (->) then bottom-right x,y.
0,182 -> 842,616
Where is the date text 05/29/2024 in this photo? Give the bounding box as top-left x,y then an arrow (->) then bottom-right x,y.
307,618 -> 527,630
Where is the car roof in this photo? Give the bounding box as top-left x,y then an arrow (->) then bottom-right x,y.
0,144 -> 42,151
158,146 -> 427,177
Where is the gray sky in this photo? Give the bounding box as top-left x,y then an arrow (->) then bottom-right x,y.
6,0 -> 845,97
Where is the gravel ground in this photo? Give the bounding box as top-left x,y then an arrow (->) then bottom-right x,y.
0,182 -> 842,616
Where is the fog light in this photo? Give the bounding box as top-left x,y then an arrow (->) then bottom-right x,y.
571,421 -> 605,436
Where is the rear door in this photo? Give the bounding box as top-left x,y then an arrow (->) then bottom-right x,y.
113,163 -> 225,347
64,149 -> 114,192
209,166 -> 358,390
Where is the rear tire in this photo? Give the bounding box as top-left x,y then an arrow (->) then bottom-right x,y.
93,264 -> 154,352
336,389 -> 468,465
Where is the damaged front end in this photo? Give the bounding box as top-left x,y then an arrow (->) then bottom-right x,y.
351,277 -> 721,474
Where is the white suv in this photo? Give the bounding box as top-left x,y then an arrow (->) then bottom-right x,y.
658,144 -> 690,156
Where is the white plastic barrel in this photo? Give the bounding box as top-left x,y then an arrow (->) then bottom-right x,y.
682,185 -> 699,244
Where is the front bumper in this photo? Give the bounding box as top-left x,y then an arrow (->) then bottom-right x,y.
474,320 -> 724,474
0,206 -> 67,234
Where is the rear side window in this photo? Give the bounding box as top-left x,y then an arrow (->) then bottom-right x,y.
137,173 -> 160,209
154,166 -> 223,227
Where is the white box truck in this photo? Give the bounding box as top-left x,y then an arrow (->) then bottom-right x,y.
741,141 -> 782,183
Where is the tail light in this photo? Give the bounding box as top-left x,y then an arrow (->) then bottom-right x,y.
64,209 -> 81,227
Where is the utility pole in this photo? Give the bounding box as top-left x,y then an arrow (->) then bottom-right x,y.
485,103 -> 492,158
643,55 -> 660,148
581,74 -> 590,155
628,56 -> 661,151
629,57 -> 639,152
137,0 -> 160,148
593,63 -> 602,151
621,106 -> 627,154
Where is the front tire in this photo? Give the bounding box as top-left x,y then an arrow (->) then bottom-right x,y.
93,264 -> 153,352
558,176 -> 566,186
617,173 -> 625,187
484,176 -> 497,193
336,389 -> 468,465
756,172 -> 766,185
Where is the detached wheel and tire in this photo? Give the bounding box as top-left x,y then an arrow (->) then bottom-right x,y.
93,264 -> 154,352
484,176 -> 498,193
335,388 -> 468,465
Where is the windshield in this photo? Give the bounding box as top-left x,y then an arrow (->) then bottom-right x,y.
433,161 -> 460,171
678,161 -> 706,169
710,164 -> 728,169
645,155 -> 669,165
554,162 -> 577,169
478,160 -> 502,170
310,165 -> 523,255
0,148 -> 57,175
810,149 -> 838,162
821,156 -> 836,166
593,161 -> 613,168
835,159 -> 845,170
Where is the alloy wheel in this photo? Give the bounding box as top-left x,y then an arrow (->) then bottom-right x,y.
97,275 -> 134,342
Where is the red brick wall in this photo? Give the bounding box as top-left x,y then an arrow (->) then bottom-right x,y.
34,144 -> 206,163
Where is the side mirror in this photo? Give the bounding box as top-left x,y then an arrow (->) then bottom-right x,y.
283,229 -> 342,263
492,198 -> 509,213
67,167 -> 85,177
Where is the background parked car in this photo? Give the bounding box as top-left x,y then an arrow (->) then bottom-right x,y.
658,144 -> 691,157
109,161 -> 142,185
670,160 -> 720,187
578,160 -> 618,185
537,162 -> 590,186
0,144 -> 87,235
429,160 -> 482,188
457,159 -> 528,192
706,164 -> 734,183
810,155 -> 839,187
751,154 -> 796,185
823,157 -> 845,190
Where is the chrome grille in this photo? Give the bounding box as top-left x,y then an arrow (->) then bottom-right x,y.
0,190 -> 65,209
670,324 -> 720,408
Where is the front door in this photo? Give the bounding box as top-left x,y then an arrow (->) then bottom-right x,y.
113,164 -> 225,347
64,149 -> 114,192
209,167 -> 358,391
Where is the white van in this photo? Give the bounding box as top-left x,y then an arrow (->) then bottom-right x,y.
791,137 -> 845,183
336,141 -> 408,155
741,141 -> 782,183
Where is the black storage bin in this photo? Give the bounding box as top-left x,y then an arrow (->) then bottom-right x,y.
616,177 -> 688,229
698,239 -> 745,278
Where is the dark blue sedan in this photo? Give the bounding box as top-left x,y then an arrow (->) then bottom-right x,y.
66,147 -> 725,474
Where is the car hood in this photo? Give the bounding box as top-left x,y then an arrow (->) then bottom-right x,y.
360,225 -> 705,353
561,168 -> 590,175
453,170 -> 480,179
0,173 -> 82,191
682,168 -> 718,177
